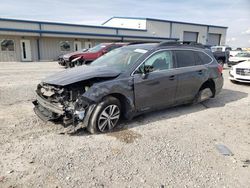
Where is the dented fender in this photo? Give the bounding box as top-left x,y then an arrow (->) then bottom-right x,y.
78,77 -> 136,119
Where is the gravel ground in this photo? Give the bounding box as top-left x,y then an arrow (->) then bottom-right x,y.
0,62 -> 249,188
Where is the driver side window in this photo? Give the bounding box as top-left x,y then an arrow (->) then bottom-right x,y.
137,50 -> 173,73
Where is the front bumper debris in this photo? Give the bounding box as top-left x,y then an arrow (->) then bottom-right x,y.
33,100 -> 61,121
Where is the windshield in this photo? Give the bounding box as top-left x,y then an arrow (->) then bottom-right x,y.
90,47 -> 148,71
235,53 -> 250,57
87,44 -> 106,53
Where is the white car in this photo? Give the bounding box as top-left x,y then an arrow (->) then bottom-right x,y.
228,52 -> 250,67
229,50 -> 242,57
229,60 -> 250,83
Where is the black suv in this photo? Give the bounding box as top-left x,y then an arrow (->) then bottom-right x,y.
33,42 -> 223,134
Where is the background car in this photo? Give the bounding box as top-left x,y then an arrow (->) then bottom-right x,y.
211,45 -> 231,67
58,48 -> 87,66
229,60 -> 250,83
228,52 -> 250,67
68,43 -> 128,68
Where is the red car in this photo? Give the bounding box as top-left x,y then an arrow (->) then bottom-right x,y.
67,43 -> 127,68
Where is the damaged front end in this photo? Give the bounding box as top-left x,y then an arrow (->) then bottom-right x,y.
33,82 -> 95,130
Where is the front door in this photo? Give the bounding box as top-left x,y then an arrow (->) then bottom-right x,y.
133,50 -> 177,111
20,40 -> 32,61
74,41 -> 82,51
85,42 -> 92,49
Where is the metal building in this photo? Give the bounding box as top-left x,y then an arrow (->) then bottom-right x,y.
0,17 -> 227,62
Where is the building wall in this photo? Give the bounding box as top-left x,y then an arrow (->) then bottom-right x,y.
0,20 -> 39,30
103,18 -> 147,29
0,35 -> 40,62
39,37 -> 116,61
146,20 -> 171,38
0,35 -> 20,62
0,18 -> 228,62
171,23 -> 208,44
208,27 -> 227,45
41,24 -> 117,35
104,18 -> 227,45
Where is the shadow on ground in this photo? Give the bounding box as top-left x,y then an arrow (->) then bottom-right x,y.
69,88 -> 248,137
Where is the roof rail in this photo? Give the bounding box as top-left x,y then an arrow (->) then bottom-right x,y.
128,41 -> 155,45
157,41 -> 206,49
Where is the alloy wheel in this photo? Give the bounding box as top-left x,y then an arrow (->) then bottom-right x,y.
97,105 -> 120,132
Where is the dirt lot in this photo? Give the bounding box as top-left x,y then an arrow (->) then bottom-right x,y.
0,62 -> 249,188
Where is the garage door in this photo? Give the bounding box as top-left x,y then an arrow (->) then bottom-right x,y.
207,33 -> 221,46
183,31 -> 198,42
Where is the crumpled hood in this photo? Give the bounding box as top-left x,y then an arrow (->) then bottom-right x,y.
43,65 -> 121,86
63,50 -> 85,59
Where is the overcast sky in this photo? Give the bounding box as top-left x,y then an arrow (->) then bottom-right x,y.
0,0 -> 249,47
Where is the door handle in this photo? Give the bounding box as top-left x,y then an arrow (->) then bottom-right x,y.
147,81 -> 160,85
197,70 -> 203,75
169,75 -> 175,80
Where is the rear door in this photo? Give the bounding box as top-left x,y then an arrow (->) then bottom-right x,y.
174,50 -> 208,103
133,50 -> 178,111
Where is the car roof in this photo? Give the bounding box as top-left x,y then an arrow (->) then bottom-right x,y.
123,42 -> 215,52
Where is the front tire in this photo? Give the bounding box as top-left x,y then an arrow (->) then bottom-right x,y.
87,96 -> 121,134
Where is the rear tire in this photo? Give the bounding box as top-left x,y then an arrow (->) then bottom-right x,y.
87,96 -> 121,134
194,86 -> 213,104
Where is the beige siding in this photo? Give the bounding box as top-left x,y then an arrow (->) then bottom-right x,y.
39,38 -> 101,60
41,33 -> 120,40
146,20 -> 171,38
0,36 -> 20,62
0,31 -> 39,37
118,20 -> 171,38
0,20 -> 39,30
41,24 -> 117,35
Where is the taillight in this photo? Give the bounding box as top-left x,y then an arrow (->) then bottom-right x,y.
218,64 -> 223,74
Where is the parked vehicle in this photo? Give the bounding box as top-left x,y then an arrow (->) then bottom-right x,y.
211,46 -> 231,67
228,52 -> 250,67
68,43 -> 128,68
33,42 -> 224,134
229,50 -> 242,57
229,60 -> 250,83
58,49 -> 87,67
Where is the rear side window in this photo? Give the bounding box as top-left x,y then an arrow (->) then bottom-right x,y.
194,51 -> 212,65
175,50 -> 195,68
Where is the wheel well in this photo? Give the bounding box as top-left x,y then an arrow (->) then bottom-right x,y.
106,93 -> 132,118
200,80 -> 216,97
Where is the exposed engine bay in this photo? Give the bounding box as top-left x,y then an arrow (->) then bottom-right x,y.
33,79 -> 98,129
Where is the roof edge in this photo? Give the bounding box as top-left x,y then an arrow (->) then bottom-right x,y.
103,16 -> 228,29
0,17 -> 147,32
